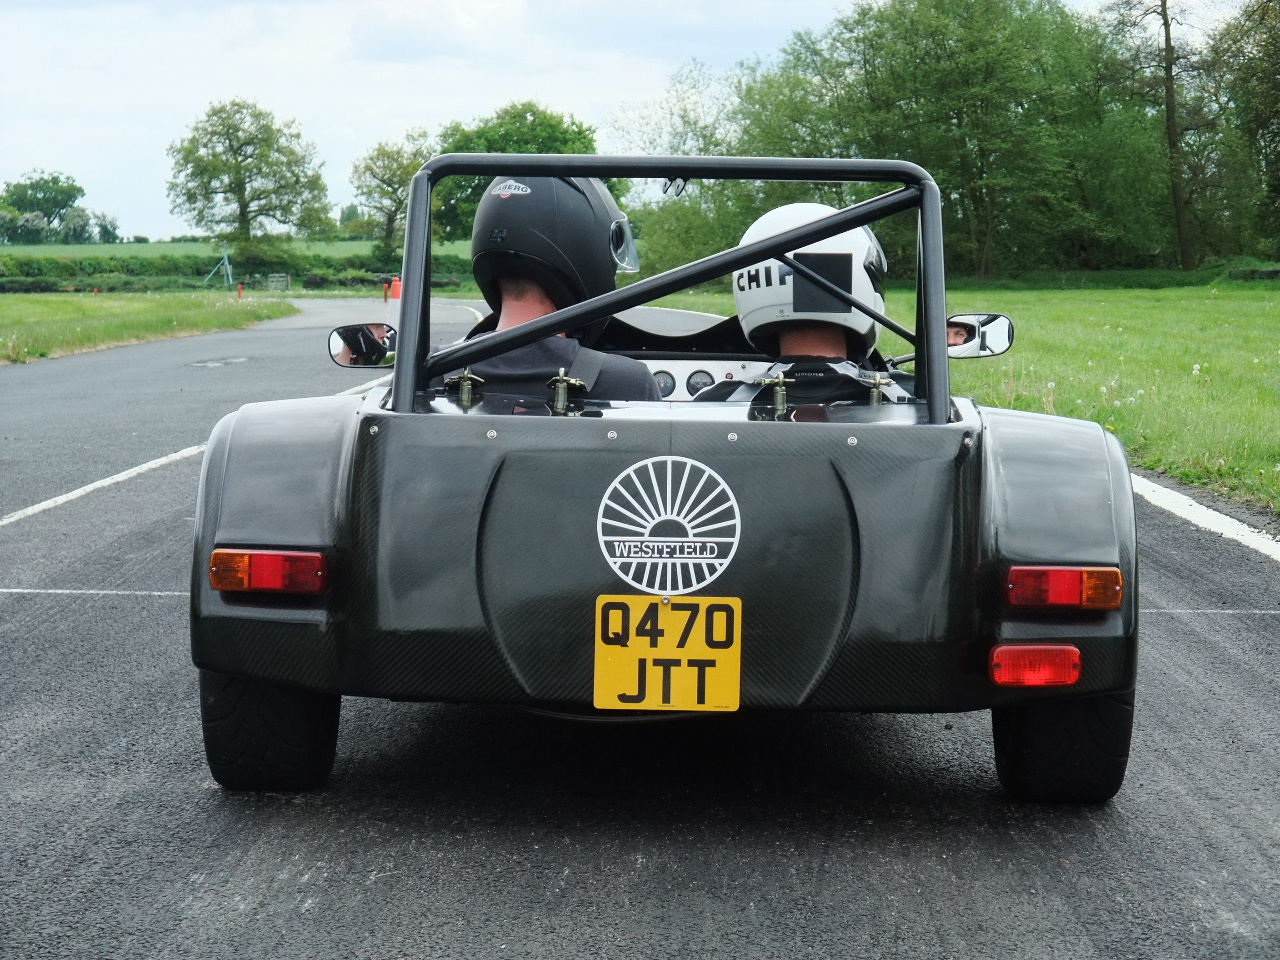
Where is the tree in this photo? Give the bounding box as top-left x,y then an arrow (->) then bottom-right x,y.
1107,0 -> 1200,269
337,203 -> 377,240
618,62 -> 781,275
432,101 -> 597,240
0,205 -> 20,244
633,0 -> 1172,278
12,212 -> 50,244
782,0 -> 1166,278
57,206 -> 94,244
93,212 -> 120,244
166,99 -> 329,245
351,128 -> 435,257
1211,0 -> 1280,251
1,171 -> 85,227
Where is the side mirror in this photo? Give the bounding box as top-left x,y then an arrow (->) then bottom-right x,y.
946,313 -> 1014,359
329,324 -> 396,368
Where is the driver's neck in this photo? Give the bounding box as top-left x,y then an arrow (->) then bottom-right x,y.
496,291 -> 562,333
777,325 -> 846,360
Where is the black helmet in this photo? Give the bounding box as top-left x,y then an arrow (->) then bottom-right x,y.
336,324 -> 388,366
471,176 -> 639,314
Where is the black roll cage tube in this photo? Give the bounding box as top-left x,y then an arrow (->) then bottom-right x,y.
391,154 -> 950,425
772,253 -> 916,343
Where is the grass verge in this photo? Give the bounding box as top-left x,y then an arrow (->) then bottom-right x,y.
6,284 -> 1275,513
654,284 -> 1280,513
0,292 -> 300,363
942,284 -> 1280,513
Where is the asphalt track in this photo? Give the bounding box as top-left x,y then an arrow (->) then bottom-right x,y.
2,299 -> 1278,959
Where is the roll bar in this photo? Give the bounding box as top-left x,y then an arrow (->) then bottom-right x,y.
391,154 -> 950,425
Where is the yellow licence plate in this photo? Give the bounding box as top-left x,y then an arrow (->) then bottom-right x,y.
594,595 -> 742,711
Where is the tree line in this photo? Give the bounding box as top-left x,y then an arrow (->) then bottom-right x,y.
8,0 -> 1274,282
631,0 -> 1279,278
0,172 -> 123,245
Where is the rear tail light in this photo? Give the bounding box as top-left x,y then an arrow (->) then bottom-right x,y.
1006,566 -> 1123,609
209,549 -> 327,594
990,644 -> 1081,686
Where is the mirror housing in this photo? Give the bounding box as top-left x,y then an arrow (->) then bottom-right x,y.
946,313 -> 1013,359
329,324 -> 396,368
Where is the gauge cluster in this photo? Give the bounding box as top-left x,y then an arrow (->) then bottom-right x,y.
643,358 -> 775,400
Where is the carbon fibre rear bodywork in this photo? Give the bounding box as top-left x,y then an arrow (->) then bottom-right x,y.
191,392 -> 1137,711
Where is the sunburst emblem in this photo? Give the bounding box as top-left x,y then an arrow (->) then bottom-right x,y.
597,457 -> 741,595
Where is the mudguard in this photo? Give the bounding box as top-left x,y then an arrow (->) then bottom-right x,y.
191,394 -> 364,690
975,407 -> 1139,694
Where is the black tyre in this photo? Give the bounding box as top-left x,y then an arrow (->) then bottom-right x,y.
992,689 -> 1134,803
199,669 -> 341,791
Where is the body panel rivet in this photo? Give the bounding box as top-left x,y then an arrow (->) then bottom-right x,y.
728,433 -> 738,442
486,429 -> 497,439
847,437 -> 857,446
607,431 -> 617,440
369,425 -> 379,435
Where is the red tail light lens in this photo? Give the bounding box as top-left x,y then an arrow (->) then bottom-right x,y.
990,644 -> 1081,686
1006,566 -> 1123,609
209,549 -> 327,594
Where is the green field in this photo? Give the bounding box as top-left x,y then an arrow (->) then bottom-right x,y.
3,284 -> 1276,513
658,284 -> 1280,512
0,292 -> 299,363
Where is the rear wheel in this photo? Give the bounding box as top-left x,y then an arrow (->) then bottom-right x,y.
199,669 -> 341,791
992,689 -> 1134,803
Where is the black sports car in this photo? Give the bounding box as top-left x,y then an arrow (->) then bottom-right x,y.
191,155 -> 1137,803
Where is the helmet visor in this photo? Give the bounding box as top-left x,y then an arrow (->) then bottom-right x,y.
610,215 -> 640,273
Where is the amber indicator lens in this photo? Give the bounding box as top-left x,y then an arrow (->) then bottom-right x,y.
1006,566 -> 1123,609
990,644 -> 1081,686
209,549 -> 327,594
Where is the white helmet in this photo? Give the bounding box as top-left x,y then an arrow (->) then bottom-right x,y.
733,203 -> 887,359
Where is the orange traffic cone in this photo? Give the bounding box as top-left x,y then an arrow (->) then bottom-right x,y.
387,277 -> 401,327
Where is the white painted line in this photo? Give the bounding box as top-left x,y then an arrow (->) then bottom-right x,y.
1,378 -> 392,529
432,299 -> 485,323
1130,474 -> 1280,564
337,373 -> 392,396
1144,609 -> 1280,614
0,588 -> 187,596
0,445 -> 207,528
642,307 -> 724,320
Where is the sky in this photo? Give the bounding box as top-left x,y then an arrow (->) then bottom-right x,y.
0,0 -> 1233,239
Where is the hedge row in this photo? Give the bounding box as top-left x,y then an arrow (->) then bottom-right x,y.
0,252 -> 471,281
299,269 -> 467,289
0,271 -> 476,296
0,275 -> 213,293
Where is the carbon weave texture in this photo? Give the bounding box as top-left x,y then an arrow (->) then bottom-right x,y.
480,447 -> 857,706
193,400 -> 1138,708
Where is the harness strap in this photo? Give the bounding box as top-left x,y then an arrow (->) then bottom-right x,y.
567,346 -> 606,392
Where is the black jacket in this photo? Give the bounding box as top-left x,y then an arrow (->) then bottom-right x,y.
432,334 -> 660,402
